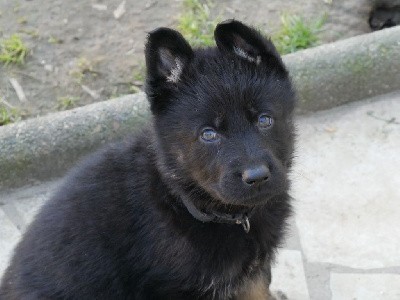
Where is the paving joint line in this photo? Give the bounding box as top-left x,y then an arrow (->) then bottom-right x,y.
1,203 -> 25,232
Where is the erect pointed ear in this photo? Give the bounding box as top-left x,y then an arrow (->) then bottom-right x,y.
214,20 -> 283,67
145,27 -> 193,84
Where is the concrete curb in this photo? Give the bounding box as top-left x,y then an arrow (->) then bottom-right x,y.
1,27 -> 400,189
0,95 -> 150,188
286,26 -> 400,112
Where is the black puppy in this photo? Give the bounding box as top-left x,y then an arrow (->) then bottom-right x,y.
0,20 -> 296,299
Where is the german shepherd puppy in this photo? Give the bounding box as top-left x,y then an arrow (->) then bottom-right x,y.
0,20 -> 296,299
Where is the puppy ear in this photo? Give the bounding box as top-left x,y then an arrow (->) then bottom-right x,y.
145,28 -> 193,84
214,20 -> 282,67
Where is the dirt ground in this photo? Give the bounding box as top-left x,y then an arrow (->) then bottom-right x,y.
0,0 -> 376,119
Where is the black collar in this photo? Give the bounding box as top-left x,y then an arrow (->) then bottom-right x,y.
181,196 -> 255,233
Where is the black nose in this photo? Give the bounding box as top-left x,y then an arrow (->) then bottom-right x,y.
242,165 -> 270,185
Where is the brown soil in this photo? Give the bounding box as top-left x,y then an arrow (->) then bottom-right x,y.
0,0 -> 375,120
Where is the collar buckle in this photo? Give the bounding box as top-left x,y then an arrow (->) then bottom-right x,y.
236,215 -> 250,233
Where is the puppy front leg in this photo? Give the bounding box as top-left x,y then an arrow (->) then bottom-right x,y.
235,263 -> 287,300
235,274 -> 273,300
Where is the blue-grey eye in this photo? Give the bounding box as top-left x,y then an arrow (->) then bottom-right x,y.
200,128 -> 218,142
258,114 -> 273,128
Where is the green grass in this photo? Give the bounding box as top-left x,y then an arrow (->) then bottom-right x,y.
178,0 -> 218,47
57,96 -> 78,110
132,63 -> 146,83
0,34 -> 29,65
17,16 -> 28,25
178,3 -> 323,53
48,36 -> 63,44
18,28 -> 39,38
272,14 -> 326,55
69,57 -> 96,83
0,103 -> 20,126
130,63 -> 146,93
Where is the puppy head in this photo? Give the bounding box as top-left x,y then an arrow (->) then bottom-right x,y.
145,20 -> 296,207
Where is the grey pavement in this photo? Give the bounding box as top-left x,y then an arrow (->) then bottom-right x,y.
1,91 -> 400,299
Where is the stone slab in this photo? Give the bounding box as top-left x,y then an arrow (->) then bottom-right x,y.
281,216 -> 302,251
331,273 -> 400,300
271,249 -> 310,300
0,181 -> 58,231
12,187 -> 54,230
293,92 -> 400,269
0,209 -> 20,280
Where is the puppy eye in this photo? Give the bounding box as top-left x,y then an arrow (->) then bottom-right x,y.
258,114 -> 273,128
200,128 -> 219,142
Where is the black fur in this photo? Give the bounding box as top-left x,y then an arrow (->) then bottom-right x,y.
369,5 -> 400,30
0,20 -> 296,299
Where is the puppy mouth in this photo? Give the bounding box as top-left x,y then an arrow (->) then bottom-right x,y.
208,183 -> 274,207
240,193 -> 273,205
231,192 -> 276,207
